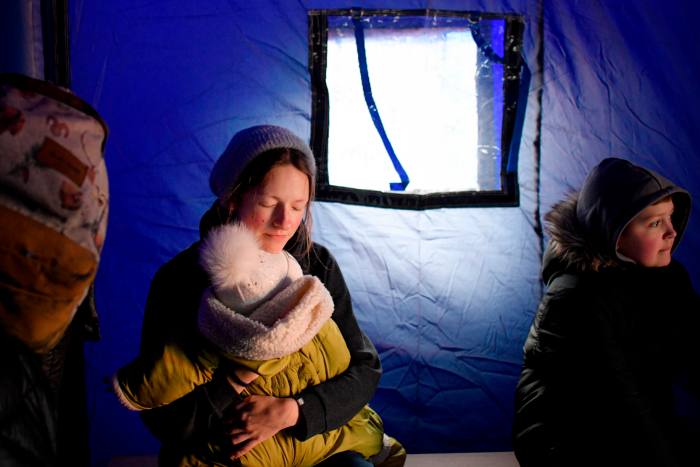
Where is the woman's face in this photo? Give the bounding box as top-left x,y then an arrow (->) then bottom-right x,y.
234,163 -> 310,253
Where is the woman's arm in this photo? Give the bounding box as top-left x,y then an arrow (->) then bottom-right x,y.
291,243 -> 382,440
138,245 -> 244,444
139,369 -> 241,444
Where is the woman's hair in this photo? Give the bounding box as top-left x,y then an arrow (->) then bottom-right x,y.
225,147 -> 315,258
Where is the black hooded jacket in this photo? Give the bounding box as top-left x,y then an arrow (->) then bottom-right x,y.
0,297 -> 97,467
137,203 -> 382,463
513,158 -> 700,467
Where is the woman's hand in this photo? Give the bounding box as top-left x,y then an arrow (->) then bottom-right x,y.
226,395 -> 300,460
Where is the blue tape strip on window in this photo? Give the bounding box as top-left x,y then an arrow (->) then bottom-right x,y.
469,19 -> 505,64
491,23 -> 505,177
469,23 -> 504,65
352,16 -> 410,191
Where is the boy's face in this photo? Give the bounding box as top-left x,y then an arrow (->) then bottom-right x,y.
617,198 -> 676,267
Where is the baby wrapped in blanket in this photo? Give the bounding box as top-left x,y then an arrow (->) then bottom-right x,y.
114,223 -> 405,466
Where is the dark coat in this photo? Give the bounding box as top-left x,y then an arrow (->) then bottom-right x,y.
0,298 -> 96,467
513,158 -> 700,467
0,335 -> 58,467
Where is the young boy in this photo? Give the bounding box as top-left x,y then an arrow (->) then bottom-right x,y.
513,157 -> 700,467
114,223 -> 405,467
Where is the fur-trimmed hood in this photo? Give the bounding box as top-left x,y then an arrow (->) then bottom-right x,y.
543,193 -> 616,278
543,158 -> 691,281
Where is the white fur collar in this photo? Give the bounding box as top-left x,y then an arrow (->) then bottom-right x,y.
198,275 -> 334,360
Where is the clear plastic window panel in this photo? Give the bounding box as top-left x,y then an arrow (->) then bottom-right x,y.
326,14 -> 505,193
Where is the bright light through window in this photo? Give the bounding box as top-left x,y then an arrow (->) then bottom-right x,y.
327,27 -> 479,194
310,11 -> 525,208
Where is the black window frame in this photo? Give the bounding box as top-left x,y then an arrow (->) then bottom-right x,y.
309,8 -> 527,210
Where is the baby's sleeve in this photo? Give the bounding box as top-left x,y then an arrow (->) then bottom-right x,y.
222,353 -> 291,378
113,344 -> 220,411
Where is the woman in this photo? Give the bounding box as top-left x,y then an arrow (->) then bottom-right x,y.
138,125 -> 383,466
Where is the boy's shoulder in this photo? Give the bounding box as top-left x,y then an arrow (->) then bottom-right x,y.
544,268 -> 617,315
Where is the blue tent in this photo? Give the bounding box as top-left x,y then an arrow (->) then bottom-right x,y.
3,1 -> 699,465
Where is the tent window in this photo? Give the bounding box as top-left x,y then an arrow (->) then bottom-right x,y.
309,10 -> 527,209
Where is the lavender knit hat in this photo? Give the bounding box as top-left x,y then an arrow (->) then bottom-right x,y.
209,125 -> 315,203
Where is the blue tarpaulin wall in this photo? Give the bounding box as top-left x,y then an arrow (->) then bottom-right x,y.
3,0 -> 700,465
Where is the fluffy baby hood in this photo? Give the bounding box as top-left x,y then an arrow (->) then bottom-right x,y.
199,223 -> 302,315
